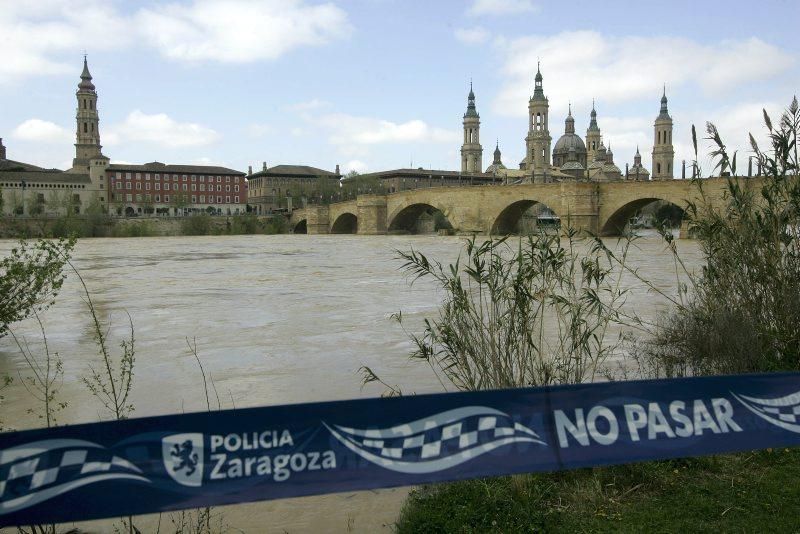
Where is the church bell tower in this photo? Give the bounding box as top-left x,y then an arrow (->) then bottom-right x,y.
651,87 -> 674,180
525,63 -> 551,183
461,82 -> 483,173
72,56 -> 105,171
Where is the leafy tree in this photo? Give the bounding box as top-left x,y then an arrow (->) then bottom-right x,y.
0,237 -> 76,338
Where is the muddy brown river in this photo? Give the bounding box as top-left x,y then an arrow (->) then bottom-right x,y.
0,234 -> 703,532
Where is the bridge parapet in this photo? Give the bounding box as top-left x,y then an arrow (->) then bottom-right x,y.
288,177 -> 764,237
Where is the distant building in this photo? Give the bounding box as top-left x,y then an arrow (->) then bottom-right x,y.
106,162 -> 246,216
246,163 -> 340,214
1,139 -> 94,215
343,168 -> 501,194
2,57 -> 248,218
0,57 -> 107,216
467,65 -> 675,183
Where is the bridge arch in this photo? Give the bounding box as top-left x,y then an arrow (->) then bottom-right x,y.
600,197 -> 686,236
331,212 -> 358,234
293,219 -> 308,234
490,199 -> 560,235
388,203 -> 452,234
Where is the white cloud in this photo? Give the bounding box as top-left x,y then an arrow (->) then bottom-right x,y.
467,0 -> 537,16
454,27 -> 490,45
0,1 -> 131,82
107,110 -> 220,148
493,31 -> 794,117
344,160 -> 369,173
11,119 -> 72,143
0,0 -> 352,82
320,113 -> 459,146
136,0 -> 352,63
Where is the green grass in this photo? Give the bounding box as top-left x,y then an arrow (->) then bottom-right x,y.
397,448 -> 800,533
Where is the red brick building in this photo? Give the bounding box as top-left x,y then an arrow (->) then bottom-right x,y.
106,162 -> 246,216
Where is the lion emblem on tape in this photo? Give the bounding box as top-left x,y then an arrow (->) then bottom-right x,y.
162,433 -> 204,487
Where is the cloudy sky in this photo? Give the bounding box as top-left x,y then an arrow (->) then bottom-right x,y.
1,0 -> 798,175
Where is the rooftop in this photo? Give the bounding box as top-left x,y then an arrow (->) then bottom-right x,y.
0,170 -> 90,184
106,161 -> 245,175
248,165 -> 338,179
0,158 -> 55,173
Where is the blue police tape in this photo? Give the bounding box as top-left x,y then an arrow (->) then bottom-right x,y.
2,372 -> 800,526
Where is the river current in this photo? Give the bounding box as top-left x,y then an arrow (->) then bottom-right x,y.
0,234 -> 703,532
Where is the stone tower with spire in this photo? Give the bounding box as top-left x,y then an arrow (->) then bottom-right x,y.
629,146 -> 650,181
524,63 -> 551,183
585,100 -> 602,162
72,56 -> 106,171
460,82 -> 483,173
651,87 -> 674,180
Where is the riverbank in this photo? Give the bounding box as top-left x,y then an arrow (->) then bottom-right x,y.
0,213 -> 288,238
398,449 -> 800,532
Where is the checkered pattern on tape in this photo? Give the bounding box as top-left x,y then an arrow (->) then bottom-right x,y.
353,414 -> 519,461
0,447 -> 137,500
759,404 -> 800,423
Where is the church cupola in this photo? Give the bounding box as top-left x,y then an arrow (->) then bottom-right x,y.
485,139 -> 507,174
553,102 -> 587,169
658,87 -> 671,120
629,145 -> 651,181
564,103 -> 575,134
78,57 -> 96,91
532,62 -> 545,100
464,81 -> 479,118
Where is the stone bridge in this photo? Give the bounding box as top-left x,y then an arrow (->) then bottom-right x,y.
289,177 -> 758,237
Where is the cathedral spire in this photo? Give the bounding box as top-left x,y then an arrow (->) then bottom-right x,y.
533,61 -> 544,99
658,84 -> 670,119
465,81 -> 478,118
588,99 -> 599,131
79,55 -> 95,91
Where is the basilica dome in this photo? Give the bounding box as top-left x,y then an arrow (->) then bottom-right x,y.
553,133 -> 586,156
552,107 -> 587,168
